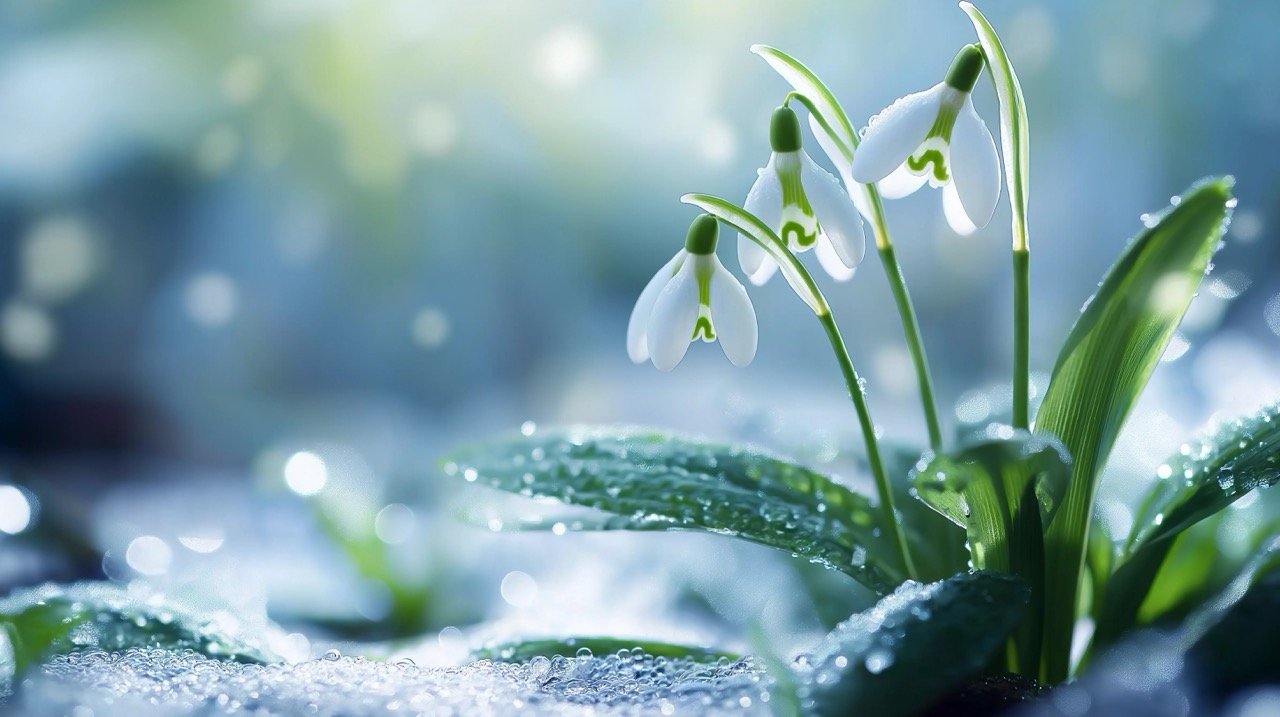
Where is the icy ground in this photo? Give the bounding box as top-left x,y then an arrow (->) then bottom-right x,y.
16,647 -> 774,716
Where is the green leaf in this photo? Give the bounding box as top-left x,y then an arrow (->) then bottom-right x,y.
471,636 -> 738,663
1130,402 -> 1280,553
750,45 -> 858,163
960,1 -> 1030,251
680,193 -> 828,316
912,430 -> 1070,672
0,582 -> 281,692
879,442 -> 968,583
1036,176 -> 1234,682
444,426 -> 904,593
796,571 -> 1029,717
1094,403 -> 1280,648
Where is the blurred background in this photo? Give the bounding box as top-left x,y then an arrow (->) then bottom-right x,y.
0,0 -> 1277,661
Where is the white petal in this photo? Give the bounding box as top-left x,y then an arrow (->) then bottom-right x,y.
739,161 -> 781,275
943,181 -> 978,236
815,235 -> 856,281
851,83 -> 947,184
948,96 -> 1001,230
801,153 -> 865,269
807,113 -> 852,179
646,261 -> 701,371
748,256 -> 780,286
710,260 -> 758,367
877,162 -> 929,199
808,114 -> 873,221
626,251 -> 684,363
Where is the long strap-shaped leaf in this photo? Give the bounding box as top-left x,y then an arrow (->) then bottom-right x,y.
444,426 -> 904,592
1094,402 -> 1280,649
912,431 -> 1070,673
472,636 -> 739,663
1036,177 -> 1234,681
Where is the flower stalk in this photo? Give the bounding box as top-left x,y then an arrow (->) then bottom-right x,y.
863,186 -> 945,451
819,311 -> 919,579
682,193 -> 918,579
780,89 -> 944,451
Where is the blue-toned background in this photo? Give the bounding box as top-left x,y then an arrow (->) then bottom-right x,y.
0,0 -> 1277,656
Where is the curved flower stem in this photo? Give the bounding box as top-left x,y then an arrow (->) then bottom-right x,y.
785,92 -> 944,452
680,192 -> 918,578
862,187 -> 944,451
1012,247 -> 1030,429
818,312 -> 919,579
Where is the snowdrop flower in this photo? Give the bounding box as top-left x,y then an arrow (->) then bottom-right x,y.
738,105 -> 866,286
628,215 -> 758,371
851,44 -> 1001,235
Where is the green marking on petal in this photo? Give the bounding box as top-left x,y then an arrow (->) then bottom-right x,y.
692,256 -> 716,341
907,149 -> 950,183
776,153 -> 818,248
693,315 -> 715,341
781,220 -> 817,248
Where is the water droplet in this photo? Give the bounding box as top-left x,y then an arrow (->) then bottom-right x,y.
864,648 -> 894,674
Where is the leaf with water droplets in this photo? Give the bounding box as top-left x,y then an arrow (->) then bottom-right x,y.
880,442 -> 968,583
911,430 -> 1070,672
1035,176 -> 1234,682
796,571 -> 1028,717
1094,402 -> 1280,648
470,637 -> 738,664
444,426 -> 904,592
0,582 -> 281,693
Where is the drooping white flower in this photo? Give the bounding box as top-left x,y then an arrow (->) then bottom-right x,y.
628,214 -> 758,371
851,44 -> 1001,236
737,106 -> 866,286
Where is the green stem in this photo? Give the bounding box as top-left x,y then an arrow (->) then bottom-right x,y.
819,312 -> 918,579
1013,248 -> 1030,429
778,94 -> 943,452
864,187 -> 944,451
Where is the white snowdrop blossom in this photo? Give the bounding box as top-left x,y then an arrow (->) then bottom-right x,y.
628,215 -> 758,371
738,106 -> 866,286
851,44 -> 1001,235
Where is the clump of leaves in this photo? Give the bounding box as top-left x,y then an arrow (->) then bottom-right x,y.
445,2 -> 1274,713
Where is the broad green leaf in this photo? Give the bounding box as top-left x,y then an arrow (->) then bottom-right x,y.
751,45 -> 858,162
961,1 -> 1029,251
879,442 -> 967,583
471,636 -> 738,663
796,571 -> 1028,717
680,193 -> 827,316
1094,403 -> 1280,647
444,426 -> 904,592
1036,177 -> 1233,681
0,582 -> 280,692
912,430 -> 1070,672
